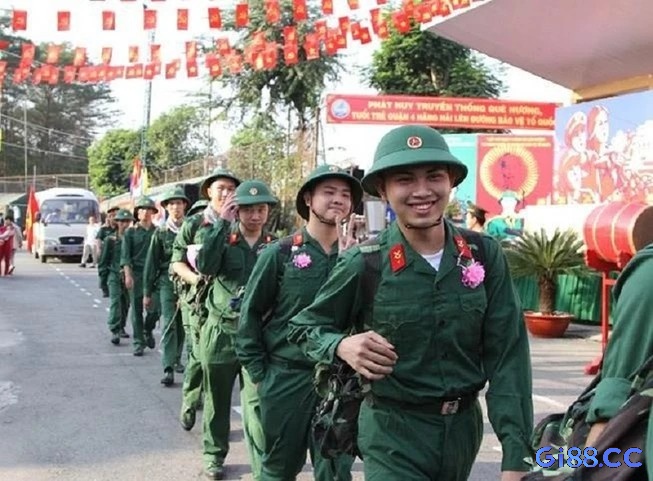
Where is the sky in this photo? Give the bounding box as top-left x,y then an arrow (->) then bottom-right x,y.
2,0 -> 572,172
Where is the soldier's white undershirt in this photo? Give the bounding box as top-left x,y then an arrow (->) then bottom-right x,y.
421,250 -> 444,270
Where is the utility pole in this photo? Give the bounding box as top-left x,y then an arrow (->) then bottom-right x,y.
140,2 -> 155,172
23,103 -> 28,191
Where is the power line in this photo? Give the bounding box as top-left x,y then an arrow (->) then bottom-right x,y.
0,112 -> 94,143
1,139 -> 88,161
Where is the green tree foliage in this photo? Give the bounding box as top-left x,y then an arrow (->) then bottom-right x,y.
145,105 -> 208,175
212,0 -> 343,130
227,114 -> 302,233
365,22 -> 505,133
0,21 -> 116,177
87,129 -> 140,196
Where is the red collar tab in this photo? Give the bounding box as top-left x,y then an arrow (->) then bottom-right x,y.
292,232 -> 303,247
229,232 -> 239,245
389,243 -> 406,273
453,235 -> 472,259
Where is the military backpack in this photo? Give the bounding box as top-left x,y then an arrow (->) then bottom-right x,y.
525,354 -> 653,481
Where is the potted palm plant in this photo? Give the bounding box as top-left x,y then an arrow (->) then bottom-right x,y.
503,228 -> 589,338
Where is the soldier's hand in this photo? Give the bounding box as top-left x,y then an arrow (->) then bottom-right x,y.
219,192 -> 238,222
143,296 -> 151,309
336,331 -> 397,381
336,214 -> 357,252
124,274 -> 134,290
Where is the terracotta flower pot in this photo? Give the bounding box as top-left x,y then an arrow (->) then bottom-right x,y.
524,311 -> 574,338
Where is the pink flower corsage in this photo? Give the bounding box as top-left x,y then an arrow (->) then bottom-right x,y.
292,252 -> 312,269
461,261 -> 485,289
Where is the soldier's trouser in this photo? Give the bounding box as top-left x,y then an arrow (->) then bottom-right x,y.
240,367 -> 265,481
181,305 -> 203,409
357,398 -> 483,481
107,272 -> 129,334
159,281 -> 184,371
259,362 -> 354,481
129,270 -> 158,349
199,317 -> 239,465
99,271 -> 109,295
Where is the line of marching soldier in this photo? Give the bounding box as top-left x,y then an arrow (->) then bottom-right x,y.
96,124 -> 534,481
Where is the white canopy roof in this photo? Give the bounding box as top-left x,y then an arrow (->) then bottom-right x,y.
425,0 -> 653,100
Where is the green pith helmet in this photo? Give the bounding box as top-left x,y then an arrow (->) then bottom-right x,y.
235,180 -> 278,206
160,186 -> 190,208
200,167 -> 241,199
188,199 -> 209,217
134,196 -> 157,211
106,206 -> 119,214
114,209 -> 134,222
295,164 -> 363,221
361,125 -> 468,197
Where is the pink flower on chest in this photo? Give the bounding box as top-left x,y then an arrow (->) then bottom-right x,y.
461,261 -> 485,288
292,252 -> 312,269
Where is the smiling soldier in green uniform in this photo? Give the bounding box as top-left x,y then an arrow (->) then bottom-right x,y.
144,186 -> 189,386
121,196 -> 159,357
237,165 -> 360,481
97,206 -> 119,299
195,179 -> 278,480
99,208 -> 133,345
288,125 -> 533,481
171,168 -> 241,435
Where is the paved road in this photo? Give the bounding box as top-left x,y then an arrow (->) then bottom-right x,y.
0,251 -> 603,480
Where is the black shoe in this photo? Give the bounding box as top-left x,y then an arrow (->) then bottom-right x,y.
79,263 -> 86,268
179,405 -> 196,431
161,370 -> 174,387
133,347 -> 144,357
203,462 -> 224,480
120,329 -> 130,339
111,333 -> 120,345
174,363 -> 185,374
145,334 -> 155,349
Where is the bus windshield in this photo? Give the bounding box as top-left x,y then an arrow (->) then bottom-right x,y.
41,199 -> 100,224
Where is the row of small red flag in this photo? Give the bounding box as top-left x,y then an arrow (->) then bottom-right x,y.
9,0 -> 475,32
1,0 -> 480,85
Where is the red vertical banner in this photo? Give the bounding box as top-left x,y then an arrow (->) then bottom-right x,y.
128,46 -> 139,62
46,45 -> 61,64
208,8 -> 222,29
235,4 -> 249,28
101,47 -> 113,65
12,10 -> 27,31
476,135 -> 554,215
177,9 -> 189,30
25,186 -> 38,252
102,11 -> 115,30
144,9 -> 157,29
57,11 -> 71,31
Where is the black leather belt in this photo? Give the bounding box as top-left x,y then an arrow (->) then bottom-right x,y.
368,392 -> 479,416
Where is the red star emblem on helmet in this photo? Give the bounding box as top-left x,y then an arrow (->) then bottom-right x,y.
407,136 -> 423,149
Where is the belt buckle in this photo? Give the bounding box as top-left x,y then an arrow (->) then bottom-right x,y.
440,398 -> 460,415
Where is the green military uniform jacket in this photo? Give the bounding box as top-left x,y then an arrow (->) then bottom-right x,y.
288,220 -> 533,471
143,225 -> 178,297
486,215 -> 524,241
237,228 -> 339,384
120,224 -> 156,272
96,225 -> 116,243
587,244 -> 653,422
195,220 -> 275,364
98,233 -> 123,275
170,213 -> 216,306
